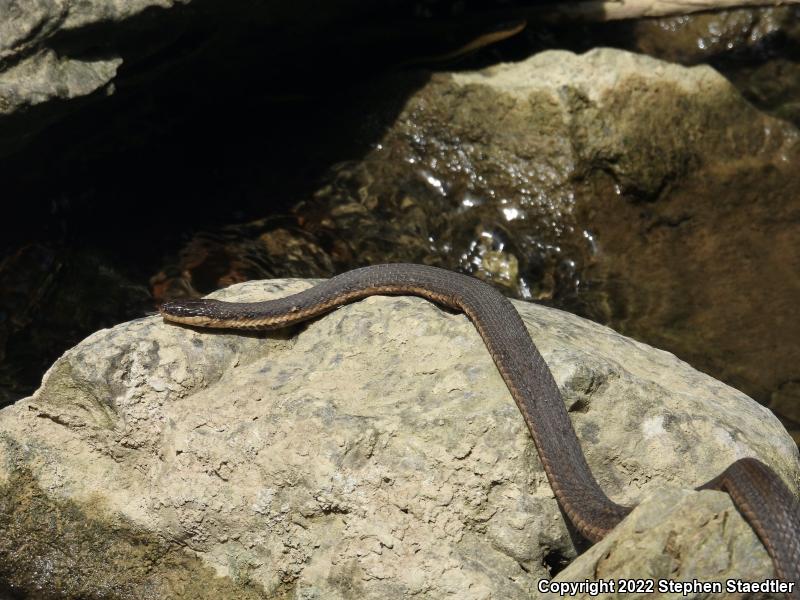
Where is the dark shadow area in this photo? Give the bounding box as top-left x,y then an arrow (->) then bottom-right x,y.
0,582 -> 26,600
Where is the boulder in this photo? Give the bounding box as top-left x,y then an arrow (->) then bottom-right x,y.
0,278 -> 796,598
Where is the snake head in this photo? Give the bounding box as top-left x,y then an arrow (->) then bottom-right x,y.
159,298 -> 229,326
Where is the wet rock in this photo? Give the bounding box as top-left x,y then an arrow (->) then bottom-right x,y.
0,278 -> 796,598
626,6 -> 800,125
291,47 -> 798,291
629,6 -> 800,66
585,157 -> 800,420
727,58 -> 800,128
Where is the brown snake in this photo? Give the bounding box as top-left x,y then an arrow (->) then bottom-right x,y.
160,263 -> 800,594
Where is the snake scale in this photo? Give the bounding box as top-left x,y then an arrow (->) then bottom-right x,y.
160,263 -> 800,595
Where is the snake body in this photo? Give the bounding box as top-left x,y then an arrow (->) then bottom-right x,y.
160,263 -> 800,593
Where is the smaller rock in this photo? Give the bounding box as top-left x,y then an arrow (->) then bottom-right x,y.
545,489 -> 777,600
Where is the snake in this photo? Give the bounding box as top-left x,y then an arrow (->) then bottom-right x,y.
160,263 -> 800,594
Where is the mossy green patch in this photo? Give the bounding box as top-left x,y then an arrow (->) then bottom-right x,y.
0,469 -> 280,600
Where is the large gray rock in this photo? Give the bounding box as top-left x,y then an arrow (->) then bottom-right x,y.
0,278 -> 797,598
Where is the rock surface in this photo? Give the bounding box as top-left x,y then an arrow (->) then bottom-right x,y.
548,489 -> 777,600
0,278 -> 797,598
